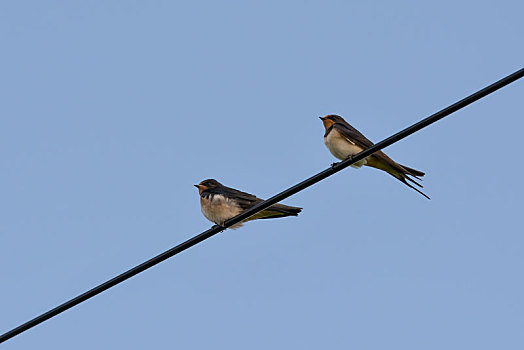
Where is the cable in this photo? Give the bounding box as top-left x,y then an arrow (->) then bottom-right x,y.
1,67 -> 522,344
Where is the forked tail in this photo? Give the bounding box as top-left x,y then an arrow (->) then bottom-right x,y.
391,171 -> 430,200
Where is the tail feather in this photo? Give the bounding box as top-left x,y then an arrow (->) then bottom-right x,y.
249,204 -> 302,220
366,155 -> 429,199
392,173 -> 430,200
399,164 -> 425,178
405,174 -> 423,188
269,203 -> 302,216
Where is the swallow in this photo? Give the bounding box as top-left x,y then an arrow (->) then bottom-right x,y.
319,115 -> 429,199
194,179 -> 302,228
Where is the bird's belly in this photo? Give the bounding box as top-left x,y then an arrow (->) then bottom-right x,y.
200,195 -> 243,226
324,133 -> 367,167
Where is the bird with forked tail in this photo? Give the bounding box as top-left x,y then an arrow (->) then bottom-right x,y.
319,115 -> 430,199
194,179 -> 302,229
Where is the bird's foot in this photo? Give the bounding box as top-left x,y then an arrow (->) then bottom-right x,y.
345,155 -> 354,162
211,224 -> 226,231
331,162 -> 341,169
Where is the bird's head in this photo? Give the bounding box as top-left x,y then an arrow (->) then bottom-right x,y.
319,114 -> 345,130
194,179 -> 222,194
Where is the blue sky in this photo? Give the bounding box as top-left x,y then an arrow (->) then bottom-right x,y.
1,1 -> 523,349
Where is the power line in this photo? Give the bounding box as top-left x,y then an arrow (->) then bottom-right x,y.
1,67 -> 522,344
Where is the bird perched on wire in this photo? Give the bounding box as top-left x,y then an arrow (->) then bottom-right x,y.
194,179 -> 302,228
319,115 -> 429,199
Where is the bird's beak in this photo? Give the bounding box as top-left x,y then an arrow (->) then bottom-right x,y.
194,184 -> 200,188
319,116 -> 325,121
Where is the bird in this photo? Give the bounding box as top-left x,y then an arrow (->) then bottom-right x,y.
194,179 -> 302,228
319,114 -> 430,199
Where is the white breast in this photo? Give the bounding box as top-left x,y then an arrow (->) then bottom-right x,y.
324,129 -> 368,168
200,194 -> 243,227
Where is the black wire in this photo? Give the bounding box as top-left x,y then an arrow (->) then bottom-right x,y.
1,68 -> 522,344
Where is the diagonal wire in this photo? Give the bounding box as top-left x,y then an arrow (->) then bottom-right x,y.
1,67 -> 522,344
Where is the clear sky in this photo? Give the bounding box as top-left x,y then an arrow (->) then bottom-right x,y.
1,1 -> 523,349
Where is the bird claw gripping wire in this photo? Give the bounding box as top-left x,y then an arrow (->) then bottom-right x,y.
331,161 -> 340,169
332,154 -> 355,169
